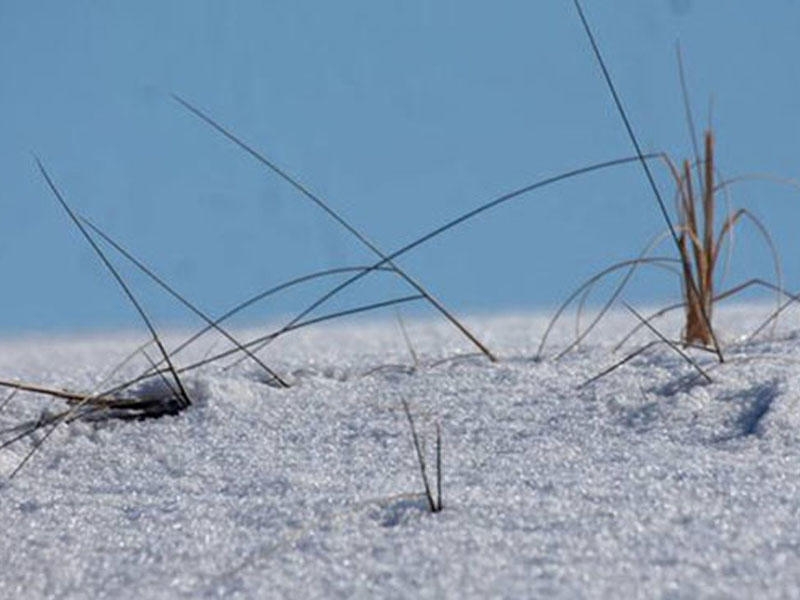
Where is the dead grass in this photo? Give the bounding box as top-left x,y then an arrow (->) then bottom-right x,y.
401,399 -> 442,513
541,123 -> 789,380
5,4 -> 797,483
668,131 -> 723,346
542,3 -> 792,370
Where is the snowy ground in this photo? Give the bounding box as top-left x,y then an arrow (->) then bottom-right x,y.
0,305 -> 798,599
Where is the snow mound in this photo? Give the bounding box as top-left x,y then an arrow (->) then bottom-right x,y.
0,305 -> 798,598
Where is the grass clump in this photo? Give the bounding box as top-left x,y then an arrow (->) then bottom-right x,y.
671,130 -> 720,346
542,2 -> 790,368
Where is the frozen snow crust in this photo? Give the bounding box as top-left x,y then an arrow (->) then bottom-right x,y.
0,305 -> 798,598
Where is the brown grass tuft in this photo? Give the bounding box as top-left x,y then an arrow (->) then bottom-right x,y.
666,129 -> 755,347
669,130 -> 717,345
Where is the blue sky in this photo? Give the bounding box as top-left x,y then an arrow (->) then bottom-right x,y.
2,1 -> 799,334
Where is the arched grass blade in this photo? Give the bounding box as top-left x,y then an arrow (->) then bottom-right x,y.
99,293 -> 425,396
142,264 -> 396,374
172,94 -> 496,362
236,152 -> 664,364
103,151 -> 665,390
537,255 -> 679,359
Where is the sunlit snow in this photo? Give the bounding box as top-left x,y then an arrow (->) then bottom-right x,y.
0,305 -> 798,598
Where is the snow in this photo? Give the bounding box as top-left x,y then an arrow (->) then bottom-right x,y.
0,305 -> 798,598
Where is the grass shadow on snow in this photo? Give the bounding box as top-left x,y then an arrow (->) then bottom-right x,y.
714,382 -> 779,442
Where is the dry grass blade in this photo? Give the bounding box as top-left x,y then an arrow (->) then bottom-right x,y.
537,254 -> 679,359
172,94 -> 497,363
81,215 -> 289,388
0,378 -> 138,405
171,99 -> 670,369
578,340 -> 660,389
608,183 -> 784,353
219,294 -> 424,372
139,264 -> 398,379
572,0 -> 723,362
435,421 -> 443,512
100,294 -> 426,395
580,305 -> 717,390
0,338 -> 168,429
35,157 -> 191,409
714,207 -> 783,310
676,42 -> 703,187
400,399 -> 441,513
565,230 -> 677,352
738,282 -> 800,342
565,9 -> 785,360
622,301 -> 712,383
0,378 -> 177,423
231,153 -> 664,368
613,279 -> 796,354
1,338 -> 171,477
396,309 -> 420,370
572,258 -> 680,349
163,152 -> 662,375
612,300 -> 685,353
28,151 -> 671,401
1,418 -> 57,453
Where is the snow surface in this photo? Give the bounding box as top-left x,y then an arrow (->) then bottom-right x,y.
0,305 -> 798,599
